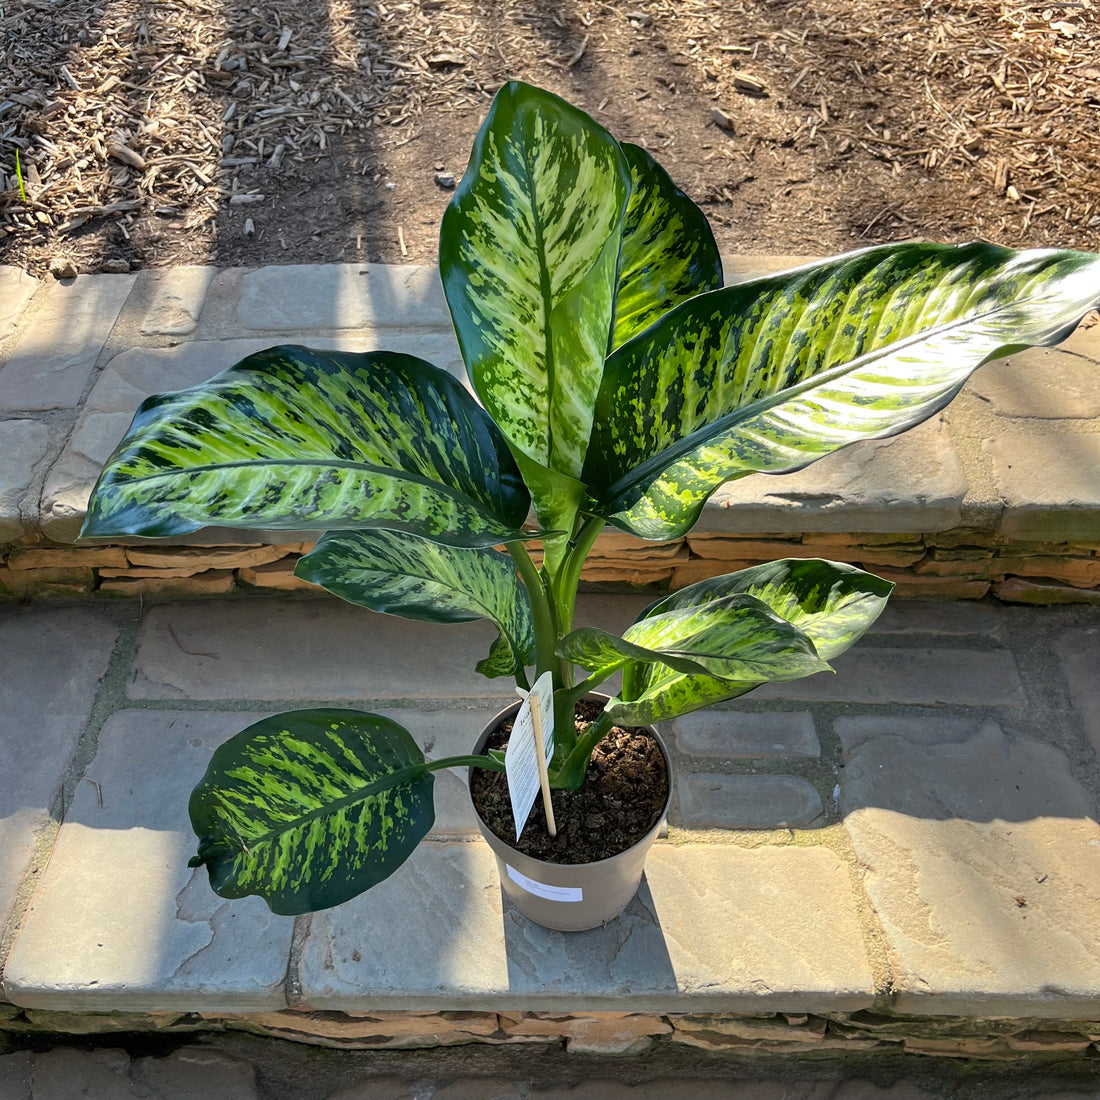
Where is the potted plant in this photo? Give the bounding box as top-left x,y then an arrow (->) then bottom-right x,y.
82,82 -> 1100,930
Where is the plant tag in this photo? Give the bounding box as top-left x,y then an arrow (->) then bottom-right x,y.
506,864 -> 582,903
505,671 -> 555,840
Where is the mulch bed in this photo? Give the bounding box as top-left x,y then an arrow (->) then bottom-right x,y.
1,0 -> 1098,275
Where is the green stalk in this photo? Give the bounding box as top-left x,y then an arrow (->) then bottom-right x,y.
549,708 -> 616,790
548,515 -> 605,637
508,541 -> 575,756
425,754 -> 506,774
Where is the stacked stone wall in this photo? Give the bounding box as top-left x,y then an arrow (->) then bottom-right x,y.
3,529 -> 1099,603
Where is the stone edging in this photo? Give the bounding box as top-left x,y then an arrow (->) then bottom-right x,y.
2,528 -> 1099,603
3,1004 -> 1098,1061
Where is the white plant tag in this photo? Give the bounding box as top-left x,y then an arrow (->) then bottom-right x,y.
505,671 -> 555,840
506,864 -> 583,903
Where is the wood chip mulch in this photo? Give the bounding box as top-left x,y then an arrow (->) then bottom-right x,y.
1,0 -> 1097,273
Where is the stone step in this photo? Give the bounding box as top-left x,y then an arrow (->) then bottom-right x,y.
1,261 -> 1099,604
1,595 -> 1098,1055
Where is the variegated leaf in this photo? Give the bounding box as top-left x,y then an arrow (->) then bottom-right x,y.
560,592 -> 829,686
189,709 -> 434,915
606,558 -> 892,725
647,558 -> 894,660
296,529 -> 534,679
82,345 -> 530,547
440,82 -> 630,495
583,243 -> 1100,539
612,142 -> 723,349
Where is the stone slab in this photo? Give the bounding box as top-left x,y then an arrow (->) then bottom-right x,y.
967,324 -> 1100,419
841,721 -> 1100,1016
0,607 -> 119,930
986,429 -> 1100,542
834,714 -> 984,759
867,599 -> 999,636
674,710 -> 820,759
677,774 -> 824,828
238,263 -> 451,330
372,706 -> 506,833
129,600 -> 514,703
0,274 -> 136,410
140,265 -> 217,335
0,266 -> 38,340
3,710 -> 295,1011
40,333 -> 465,542
0,418 -> 50,542
1054,627 -> 1100,765
702,417 -> 966,534
752,646 -> 1024,706
298,841 -> 874,1014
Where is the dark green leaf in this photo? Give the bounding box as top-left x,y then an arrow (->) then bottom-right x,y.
584,243 -> 1100,539
296,529 -> 534,679
189,709 -> 434,915
82,345 -> 530,547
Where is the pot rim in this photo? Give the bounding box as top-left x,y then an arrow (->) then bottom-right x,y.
466,693 -> 672,871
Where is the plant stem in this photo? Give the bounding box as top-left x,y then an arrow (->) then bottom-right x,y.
425,754 -> 506,774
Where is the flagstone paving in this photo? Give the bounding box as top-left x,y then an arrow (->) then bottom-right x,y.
1,259 -> 1099,1066
0,595 -> 1098,1026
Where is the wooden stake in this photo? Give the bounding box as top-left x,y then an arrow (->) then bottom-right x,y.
530,693 -> 557,838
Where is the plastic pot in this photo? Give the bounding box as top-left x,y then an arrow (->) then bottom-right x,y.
467,696 -> 671,931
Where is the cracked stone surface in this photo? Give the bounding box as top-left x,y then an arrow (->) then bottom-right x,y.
0,418 -> 50,542
0,608 -> 119,930
3,710 -> 294,1011
967,325 -> 1100,419
238,263 -> 452,330
0,274 -> 136,411
1054,626 -> 1100,764
129,600 -> 514,703
674,710 -> 820,759
140,266 -> 217,335
841,720 -> 1100,1016
0,266 -> 38,340
986,429 -> 1100,542
703,417 -> 966,533
3,1046 -> 260,1100
752,645 -> 1024,706
297,841 -> 872,1014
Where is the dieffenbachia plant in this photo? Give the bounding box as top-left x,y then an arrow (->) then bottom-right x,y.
81,82 -> 1100,914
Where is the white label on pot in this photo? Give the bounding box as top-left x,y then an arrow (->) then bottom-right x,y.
505,671 -> 555,839
506,864 -> 583,903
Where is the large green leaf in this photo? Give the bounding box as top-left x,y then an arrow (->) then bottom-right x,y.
440,82 -> 630,501
647,558 -> 894,660
559,592 -> 831,685
602,558 -> 892,724
296,529 -> 534,679
612,142 -> 723,350
189,709 -> 434,915
583,243 -> 1100,539
82,345 -> 530,547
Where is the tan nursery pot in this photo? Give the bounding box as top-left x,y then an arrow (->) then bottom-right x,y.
467,696 -> 672,932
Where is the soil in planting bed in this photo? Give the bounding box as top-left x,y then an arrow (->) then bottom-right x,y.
470,698 -> 670,865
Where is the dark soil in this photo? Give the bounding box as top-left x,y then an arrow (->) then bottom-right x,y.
469,698 -> 670,865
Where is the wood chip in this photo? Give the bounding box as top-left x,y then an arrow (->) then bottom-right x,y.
733,71 -> 767,96
107,142 -> 146,171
